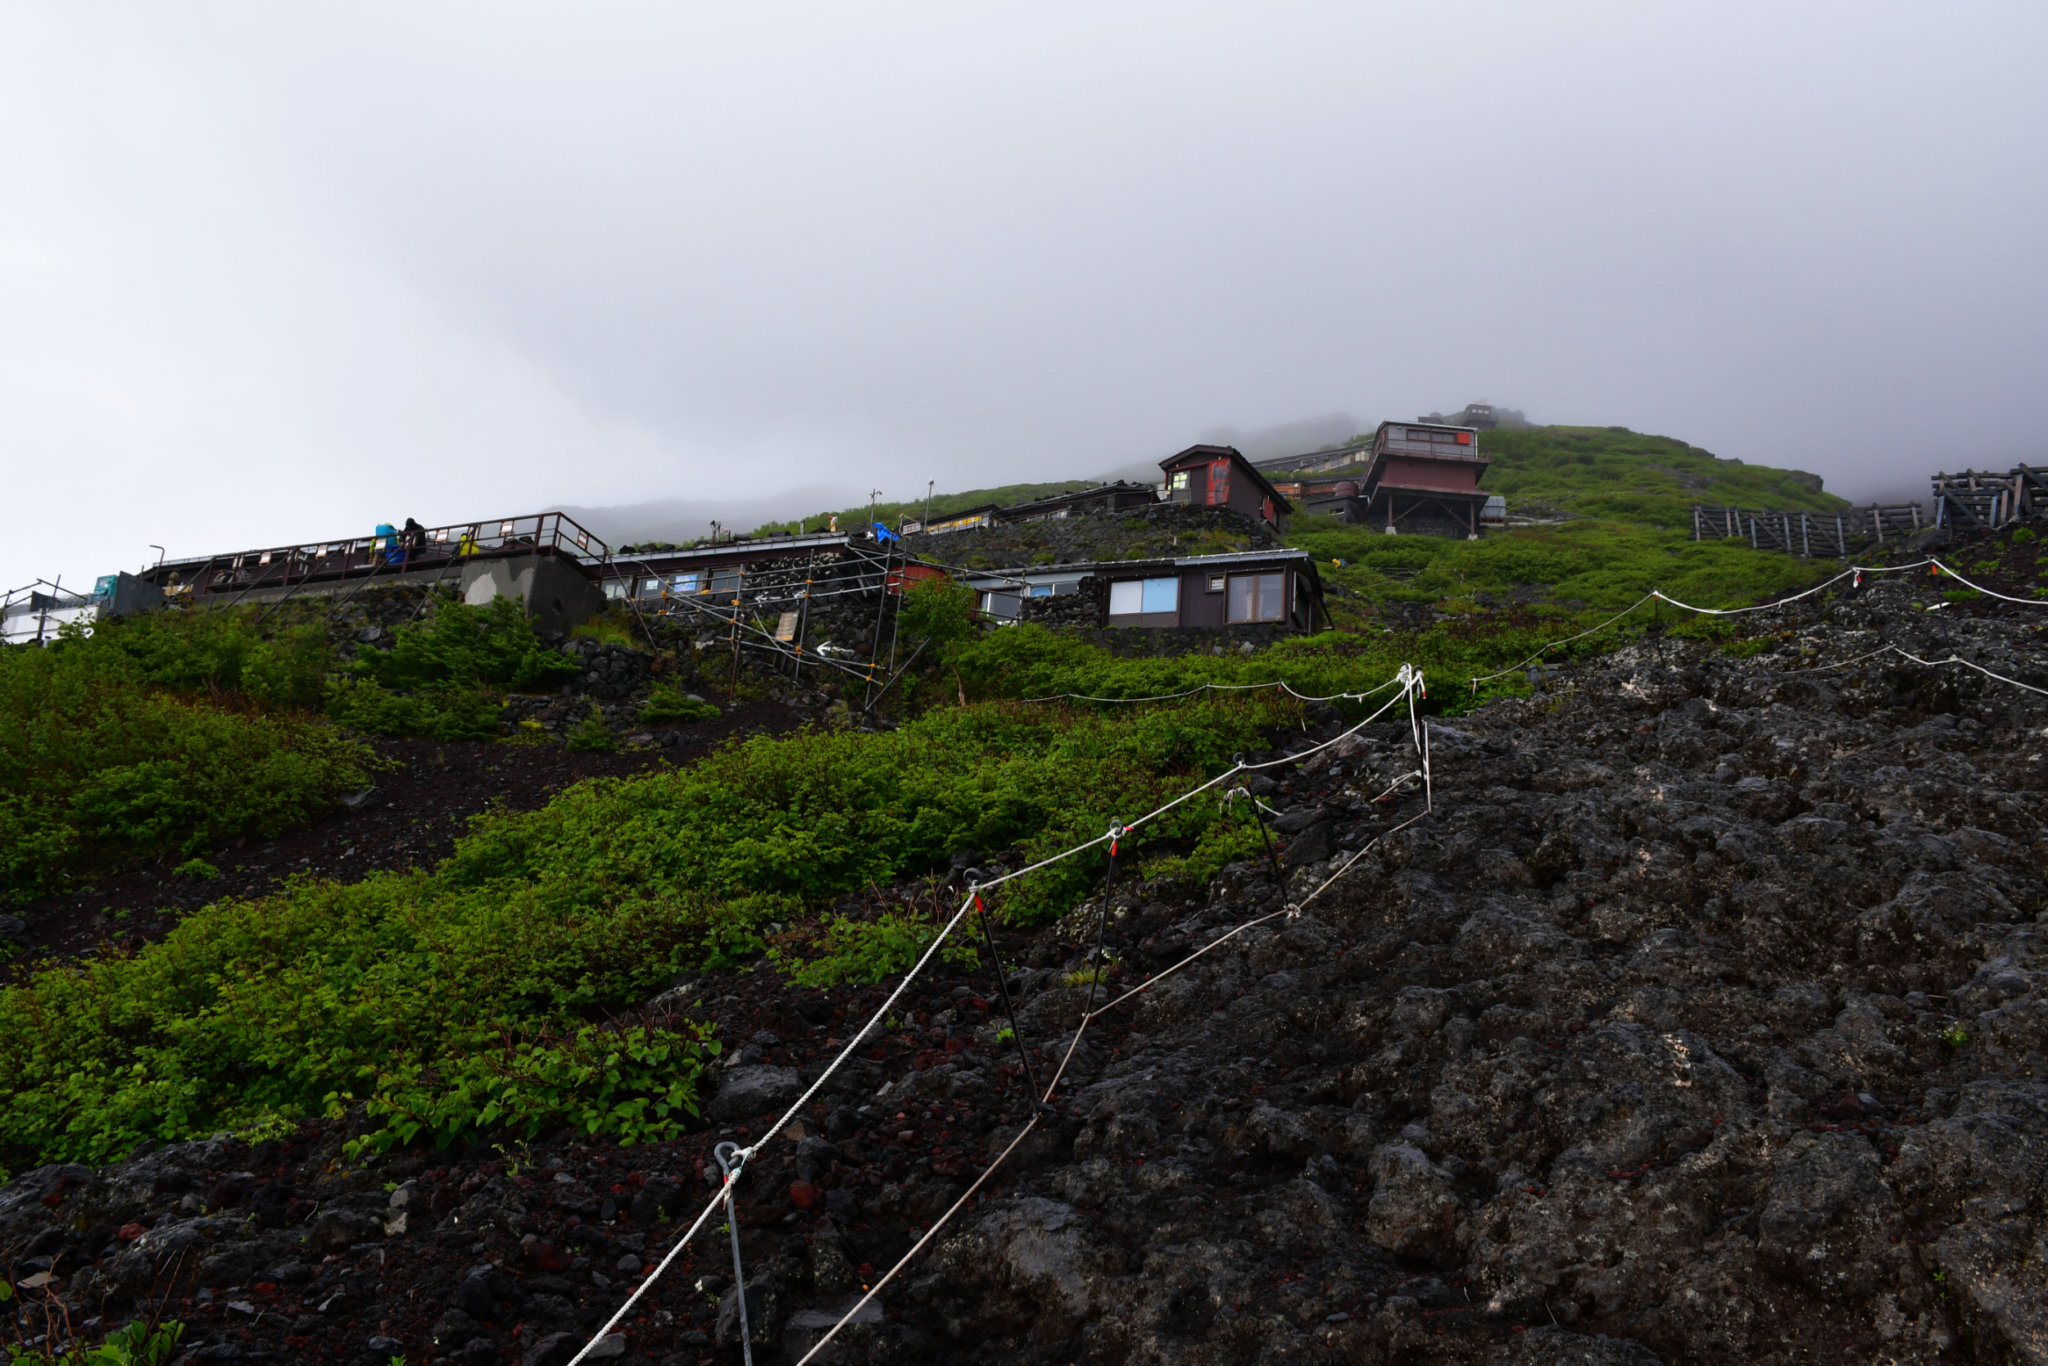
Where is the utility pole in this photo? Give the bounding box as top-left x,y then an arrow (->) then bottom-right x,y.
923,480 -> 935,528
868,488 -> 884,534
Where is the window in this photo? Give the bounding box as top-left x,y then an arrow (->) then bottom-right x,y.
1226,572 -> 1285,623
1170,470 -> 1190,491
1109,577 -> 1178,617
980,591 -> 1022,620
1027,584 -> 1053,597
638,578 -> 663,599
604,581 -> 628,600
671,572 -> 701,594
709,566 -> 741,594
1206,574 -> 1226,593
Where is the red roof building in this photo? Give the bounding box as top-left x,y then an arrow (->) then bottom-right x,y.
1157,445 -> 1294,533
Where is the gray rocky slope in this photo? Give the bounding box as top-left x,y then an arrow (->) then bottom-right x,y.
2,572 -> 2045,1366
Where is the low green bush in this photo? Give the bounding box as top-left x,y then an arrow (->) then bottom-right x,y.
565,706 -> 617,752
0,626 -> 374,901
0,691 -> 1292,1172
769,908 -> 981,989
639,686 -> 720,725
347,595 -> 579,693
326,678 -> 506,740
326,594 -> 578,740
349,1022 -> 720,1157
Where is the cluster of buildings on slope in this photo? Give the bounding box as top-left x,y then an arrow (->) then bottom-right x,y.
5,421 -> 1503,646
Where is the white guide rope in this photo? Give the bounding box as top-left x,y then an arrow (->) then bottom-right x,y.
791,675 -> 1436,1365
562,666 -> 1430,1366
1470,557 -> 2044,690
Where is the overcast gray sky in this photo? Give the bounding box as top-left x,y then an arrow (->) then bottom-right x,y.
4,2 -> 2043,590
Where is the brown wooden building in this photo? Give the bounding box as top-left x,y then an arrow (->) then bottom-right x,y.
1360,421 -> 1490,537
1158,445 -> 1294,533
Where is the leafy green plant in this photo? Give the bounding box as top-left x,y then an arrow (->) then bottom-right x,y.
170,858 -> 218,881
1941,1023 -> 1969,1049
345,1022 -> 720,1156
770,908 -> 980,988
0,1298 -> 183,1366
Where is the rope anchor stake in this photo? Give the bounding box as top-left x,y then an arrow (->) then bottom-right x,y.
713,1142 -> 755,1366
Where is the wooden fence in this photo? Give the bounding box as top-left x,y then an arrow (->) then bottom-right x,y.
1690,503 -> 1924,556
1931,467 -> 2046,531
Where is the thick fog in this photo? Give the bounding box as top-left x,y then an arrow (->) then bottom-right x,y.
3,2 -> 2044,591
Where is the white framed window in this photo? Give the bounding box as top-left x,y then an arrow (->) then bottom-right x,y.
1109,577 -> 1179,617
1170,470 -> 1190,491
1226,572 -> 1285,623
671,572 -> 701,594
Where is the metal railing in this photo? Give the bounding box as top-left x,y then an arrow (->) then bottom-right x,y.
1,580 -> 95,644
149,511 -> 609,601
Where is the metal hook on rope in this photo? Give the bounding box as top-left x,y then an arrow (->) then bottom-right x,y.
713,1142 -> 754,1366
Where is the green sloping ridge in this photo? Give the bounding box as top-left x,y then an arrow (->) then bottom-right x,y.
748,481 -> 1098,538
1474,426 -> 1848,528
746,426 -> 1845,540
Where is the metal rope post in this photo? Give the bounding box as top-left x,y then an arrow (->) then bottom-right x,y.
713,1142 -> 754,1366
1085,823 -> 1122,1016
965,875 -> 1044,1105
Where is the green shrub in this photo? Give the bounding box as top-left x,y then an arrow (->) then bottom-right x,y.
348,594 -> 579,693
565,706 -> 617,752
0,631 -> 373,901
348,1022 -> 720,1156
570,614 -> 641,650
322,594 -> 582,739
901,577 -> 977,643
640,686 -> 721,725
326,678 -> 504,741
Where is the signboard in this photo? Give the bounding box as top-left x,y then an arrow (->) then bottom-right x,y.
775,611 -> 799,642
